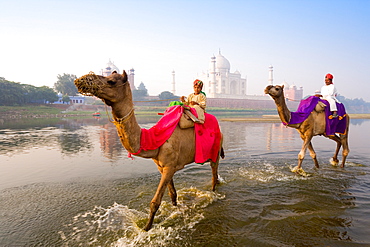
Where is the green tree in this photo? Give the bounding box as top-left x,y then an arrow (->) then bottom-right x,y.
38,86 -> 59,103
0,78 -> 26,105
54,73 -> 78,96
158,91 -> 176,100
62,94 -> 71,104
20,84 -> 58,104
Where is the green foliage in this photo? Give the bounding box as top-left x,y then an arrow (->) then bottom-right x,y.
38,86 -> 59,103
0,78 -> 26,105
158,91 -> 176,100
336,95 -> 370,113
0,77 -> 58,105
54,73 -> 78,96
62,94 -> 71,103
132,89 -> 148,100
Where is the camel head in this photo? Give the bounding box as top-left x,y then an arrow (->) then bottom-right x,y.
264,85 -> 284,99
74,70 -> 128,106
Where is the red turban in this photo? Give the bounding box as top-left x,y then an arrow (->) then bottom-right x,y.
193,79 -> 203,87
325,73 -> 333,80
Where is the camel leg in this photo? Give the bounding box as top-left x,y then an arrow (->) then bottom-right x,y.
297,136 -> 313,169
209,142 -> 223,191
210,160 -> 219,191
144,167 -> 175,231
339,117 -> 350,168
340,135 -> 350,168
327,135 -> 342,166
307,142 -> 319,168
167,179 -> 177,206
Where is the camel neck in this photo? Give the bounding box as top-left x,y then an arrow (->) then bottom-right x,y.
274,95 -> 291,125
110,85 -> 142,154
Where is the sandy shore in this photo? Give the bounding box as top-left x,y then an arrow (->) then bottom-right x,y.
220,114 -> 370,122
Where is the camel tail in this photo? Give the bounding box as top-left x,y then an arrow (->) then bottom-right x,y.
220,147 -> 225,159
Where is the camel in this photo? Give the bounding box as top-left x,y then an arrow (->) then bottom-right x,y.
264,85 -> 349,171
74,71 -> 224,231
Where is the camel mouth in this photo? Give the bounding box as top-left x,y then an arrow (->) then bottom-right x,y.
264,85 -> 273,94
74,72 -> 104,96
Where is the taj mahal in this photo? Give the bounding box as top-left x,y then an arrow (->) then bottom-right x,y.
101,59 -> 136,91
99,53 -> 304,106
197,51 -> 247,99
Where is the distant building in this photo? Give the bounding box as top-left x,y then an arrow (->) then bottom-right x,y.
53,93 -> 85,104
101,59 -> 120,77
198,51 -> 247,99
101,59 -> 136,90
281,81 -> 303,101
268,65 -> 303,101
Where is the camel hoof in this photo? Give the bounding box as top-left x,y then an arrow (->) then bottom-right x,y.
330,158 -> 339,166
143,224 -> 151,232
291,166 -> 299,173
291,166 -> 309,177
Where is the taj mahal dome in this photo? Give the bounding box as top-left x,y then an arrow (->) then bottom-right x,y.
198,51 -> 247,99
101,59 -> 136,90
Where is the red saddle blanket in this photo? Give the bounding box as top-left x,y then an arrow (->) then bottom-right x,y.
135,105 -> 221,164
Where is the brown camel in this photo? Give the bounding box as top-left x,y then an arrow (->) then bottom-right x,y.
74,71 -> 224,231
264,85 -> 349,170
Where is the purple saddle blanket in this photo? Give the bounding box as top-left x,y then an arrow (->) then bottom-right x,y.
285,96 -> 347,136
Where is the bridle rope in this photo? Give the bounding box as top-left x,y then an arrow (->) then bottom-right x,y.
113,107 -> 135,124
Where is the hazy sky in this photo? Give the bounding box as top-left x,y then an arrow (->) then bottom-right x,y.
1,0 -> 369,101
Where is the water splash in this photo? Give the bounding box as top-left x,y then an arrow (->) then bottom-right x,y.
236,161 -> 310,183
60,187 -> 225,246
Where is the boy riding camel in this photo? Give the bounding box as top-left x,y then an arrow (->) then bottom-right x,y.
180,79 -> 207,124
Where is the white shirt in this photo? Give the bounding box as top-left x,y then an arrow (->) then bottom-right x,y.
185,93 -> 207,109
321,84 -> 340,103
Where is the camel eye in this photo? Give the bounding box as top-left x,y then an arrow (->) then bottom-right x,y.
107,80 -> 116,85
275,88 -> 279,91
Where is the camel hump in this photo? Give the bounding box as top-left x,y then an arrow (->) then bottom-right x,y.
314,101 -> 326,113
179,113 -> 195,129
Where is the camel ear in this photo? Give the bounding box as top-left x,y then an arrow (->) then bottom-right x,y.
122,70 -> 128,83
281,84 -> 284,89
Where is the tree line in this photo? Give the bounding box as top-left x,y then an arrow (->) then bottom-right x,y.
0,77 -> 58,105
1,73 -> 369,112
0,74 -> 78,106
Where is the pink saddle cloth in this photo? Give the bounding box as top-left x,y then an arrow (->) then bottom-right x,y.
137,105 -> 221,164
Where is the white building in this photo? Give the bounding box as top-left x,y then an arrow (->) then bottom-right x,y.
101,59 -> 136,90
281,81 -> 303,101
198,51 -> 247,99
54,93 -> 85,104
101,59 -> 120,77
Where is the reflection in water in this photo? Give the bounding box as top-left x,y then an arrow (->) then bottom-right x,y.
220,122 -> 301,160
99,123 -> 125,160
58,130 -> 92,155
0,128 -> 59,156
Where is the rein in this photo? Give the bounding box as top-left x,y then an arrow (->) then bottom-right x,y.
110,107 -> 135,124
108,107 -> 141,158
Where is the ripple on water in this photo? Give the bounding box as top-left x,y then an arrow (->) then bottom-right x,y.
232,161 -> 311,183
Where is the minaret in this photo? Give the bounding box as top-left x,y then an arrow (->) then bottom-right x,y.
210,55 -> 217,97
171,70 -> 176,95
268,65 -> 273,85
128,68 -> 135,90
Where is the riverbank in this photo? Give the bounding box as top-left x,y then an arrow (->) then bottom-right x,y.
0,104 -> 276,120
220,113 -> 370,122
1,105 -> 370,121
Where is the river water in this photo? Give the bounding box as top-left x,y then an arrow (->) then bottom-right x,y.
0,116 -> 369,246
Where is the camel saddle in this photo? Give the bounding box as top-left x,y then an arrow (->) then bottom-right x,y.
179,106 -> 199,129
314,101 -> 326,113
